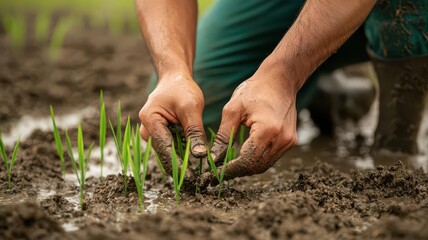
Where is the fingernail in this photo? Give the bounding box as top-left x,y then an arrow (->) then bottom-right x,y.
193,144 -> 206,153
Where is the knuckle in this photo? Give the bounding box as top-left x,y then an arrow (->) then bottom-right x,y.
222,104 -> 234,116
265,125 -> 281,137
185,124 -> 204,138
291,134 -> 298,146
179,98 -> 202,111
215,130 -> 230,144
138,109 -> 146,121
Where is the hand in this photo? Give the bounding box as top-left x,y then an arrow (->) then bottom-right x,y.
139,73 -> 208,183
202,69 -> 298,187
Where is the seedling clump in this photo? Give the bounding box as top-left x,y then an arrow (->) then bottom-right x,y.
111,115 -> 132,195
171,137 -> 191,205
129,125 -> 152,212
65,124 -> 94,210
0,132 -> 20,189
207,128 -> 235,198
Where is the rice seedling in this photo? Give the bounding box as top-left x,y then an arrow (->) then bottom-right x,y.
208,127 -> 216,148
171,138 -> 191,205
129,125 -> 152,212
65,124 -> 94,210
110,116 -> 130,195
0,132 -> 20,190
207,128 -> 235,198
50,105 -> 65,175
99,90 -> 106,179
153,150 -> 165,180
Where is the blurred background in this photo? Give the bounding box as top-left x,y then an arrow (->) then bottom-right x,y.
0,0 -> 214,58
0,0 -> 214,130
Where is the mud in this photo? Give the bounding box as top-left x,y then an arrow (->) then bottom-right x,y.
1,30 -> 428,239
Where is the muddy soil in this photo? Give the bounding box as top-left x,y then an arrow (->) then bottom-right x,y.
1,30 -> 428,240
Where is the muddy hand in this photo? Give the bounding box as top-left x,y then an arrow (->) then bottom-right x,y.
201,73 -> 298,188
139,73 -> 208,183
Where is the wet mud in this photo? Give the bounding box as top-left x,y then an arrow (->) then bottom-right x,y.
1,31 -> 428,239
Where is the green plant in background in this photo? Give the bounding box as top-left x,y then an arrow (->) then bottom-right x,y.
129,125 -> 151,212
1,15 -> 25,50
35,12 -> 50,43
99,90 -> 106,179
49,17 -> 73,60
65,124 -> 94,210
171,138 -> 191,205
0,132 -> 20,190
207,129 -> 235,198
50,105 -> 66,175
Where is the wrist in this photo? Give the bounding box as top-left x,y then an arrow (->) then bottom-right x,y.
154,53 -> 194,80
255,56 -> 304,96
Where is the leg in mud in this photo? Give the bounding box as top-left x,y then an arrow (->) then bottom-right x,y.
365,0 -> 428,154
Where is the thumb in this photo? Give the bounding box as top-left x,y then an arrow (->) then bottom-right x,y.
181,112 -> 208,158
211,105 -> 241,165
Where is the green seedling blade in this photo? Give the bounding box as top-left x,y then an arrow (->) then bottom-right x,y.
77,124 -> 85,187
50,105 -> 65,173
99,93 -> 106,178
175,131 -> 184,159
141,137 -> 152,189
206,148 -> 220,181
9,137 -> 20,172
116,101 -> 122,152
109,119 -> 122,163
65,130 -> 81,186
122,117 -> 131,173
133,125 -> 142,174
239,125 -> 245,146
208,127 -> 216,147
178,138 -> 191,189
171,140 -> 179,197
153,150 -> 165,179
0,132 -> 8,170
220,128 -> 235,183
129,155 -> 143,211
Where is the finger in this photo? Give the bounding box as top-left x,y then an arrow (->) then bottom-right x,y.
198,172 -> 214,190
211,125 -> 282,185
139,124 -> 149,141
142,114 -> 195,183
211,104 -> 241,165
181,112 -> 208,158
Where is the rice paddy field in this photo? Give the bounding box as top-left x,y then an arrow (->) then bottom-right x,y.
1,1 -> 428,239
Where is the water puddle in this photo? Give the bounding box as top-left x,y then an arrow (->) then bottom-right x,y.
37,189 -> 57,201
62,222 -> 79,232
2,106 -> 96,146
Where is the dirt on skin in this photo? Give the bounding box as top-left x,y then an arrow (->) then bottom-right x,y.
1,30 -> 428,240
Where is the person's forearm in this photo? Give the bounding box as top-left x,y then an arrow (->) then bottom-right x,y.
258,0 -> 377,93
135,0 -> 197,79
